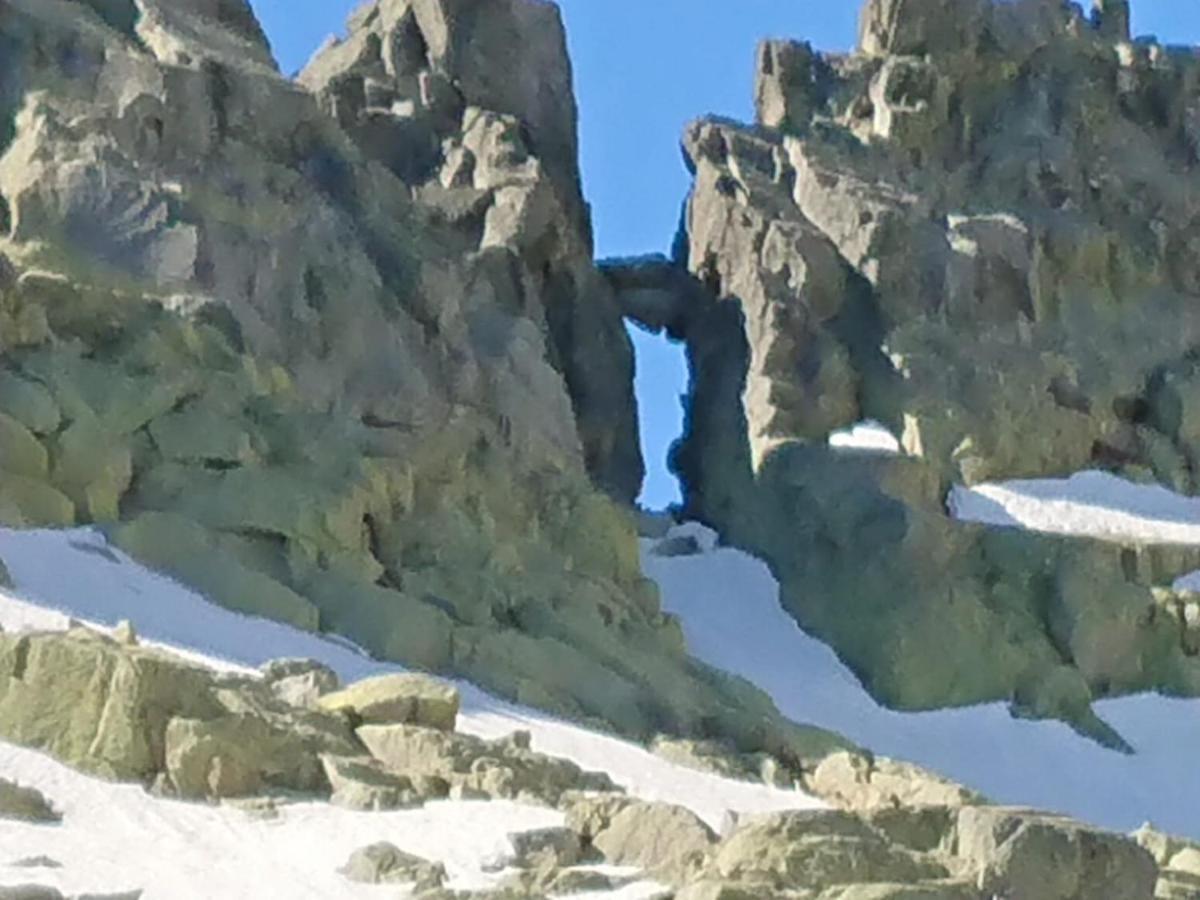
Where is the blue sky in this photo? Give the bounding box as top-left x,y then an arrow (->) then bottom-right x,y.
251,1 -> 1200,508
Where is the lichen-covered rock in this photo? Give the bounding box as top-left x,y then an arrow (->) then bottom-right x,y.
318,673 -> 460,731
0,627 -> 224,781
955,806 -> 1157,900
0,626 -> 358,799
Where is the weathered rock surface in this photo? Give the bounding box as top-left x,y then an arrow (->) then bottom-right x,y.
641,0 -> 1200,728
558,798 -> 1162,900
260,658 -> 340,709
318,672 -> 460,730
589,800 -> 718,884
358,723 -> 614,807
808,752 -> 982,813
0,0 -> 852,771
0,625 -> 360,798
957,806 -> 1158,899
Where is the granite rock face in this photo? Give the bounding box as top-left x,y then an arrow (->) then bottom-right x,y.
0,0 -> 838,758
623,0 -> 1200,730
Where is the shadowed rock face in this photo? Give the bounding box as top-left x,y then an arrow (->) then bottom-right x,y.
621,0 -> 1200,733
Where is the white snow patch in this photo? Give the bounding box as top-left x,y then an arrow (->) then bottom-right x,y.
642,535 -> 1200,841
828,420 -> 902,455
0,526 -> 822,897
948,469 -> 1200,545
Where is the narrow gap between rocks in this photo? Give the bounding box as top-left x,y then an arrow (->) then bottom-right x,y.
627,321 -> 689,511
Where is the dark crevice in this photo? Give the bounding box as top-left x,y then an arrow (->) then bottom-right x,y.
204,61 -> 233,145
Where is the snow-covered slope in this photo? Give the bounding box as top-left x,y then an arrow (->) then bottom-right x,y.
647,520 -> 1200,842
0,527 -> 821,899
949,469 -> 1200,546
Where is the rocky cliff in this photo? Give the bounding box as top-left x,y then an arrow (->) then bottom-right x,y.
606,0 -> 1200,742
0,0 -> 849,765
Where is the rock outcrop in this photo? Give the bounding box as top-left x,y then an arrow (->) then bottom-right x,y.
559,793 -> 1164,900
0,624 -> 617,810
0,624 -> 359,797
0,0 -> 847,766
622,0 -> 1200,731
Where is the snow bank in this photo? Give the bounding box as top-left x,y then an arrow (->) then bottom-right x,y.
948,469 -> 1200,545
0,526 -> 823,898
642,526 -> 1200,841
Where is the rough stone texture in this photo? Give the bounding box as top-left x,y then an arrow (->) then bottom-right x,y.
956,806 -> 1157,900
320,753 -> 428,811
357,723 -> 615,807
588,801 -> 718,884
261,658 -> 340,709
318,672 -> 460,730
710,810 -> 949,892
296,0 -> 642,504
661,0 -> 1200,729
0,0 -> 856,770
0,626 -> 359,798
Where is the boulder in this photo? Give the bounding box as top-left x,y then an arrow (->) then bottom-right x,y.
955,806 -> 1157,900
0,779 -> 60,823
320,754 -> 425,811
711,810 -> 948,891
0,627 -> 358,799
0,412 -> 48,480
0,372 -> 60,436
261,659 -> 340,709
0,628 -> 224,781
0,476 -> 75,528
506,827 -> 583,869
339,842 -> 446,890
589,801 -> 718,884
563,792 -> 637,842
808,752 -> 981,812
162,708 -> 351,800
318,673 -> 460,730
357,724 -> 616,807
